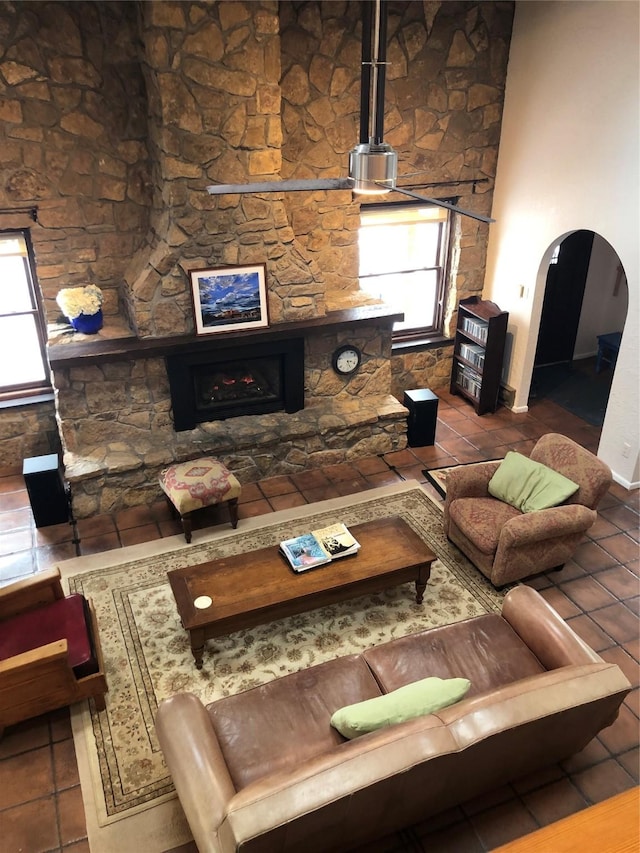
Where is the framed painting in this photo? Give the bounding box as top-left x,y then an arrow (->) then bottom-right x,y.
189,264 -> 269,335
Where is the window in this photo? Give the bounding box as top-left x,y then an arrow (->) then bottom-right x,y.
358,202 -> 450,340
0,230 -> 51,400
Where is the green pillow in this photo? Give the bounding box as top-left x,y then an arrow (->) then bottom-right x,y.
488,451 -> 579,513
330,677 -> 471,739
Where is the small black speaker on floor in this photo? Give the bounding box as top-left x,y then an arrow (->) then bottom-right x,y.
403,389 -> 439,447
22,453 -> 70,528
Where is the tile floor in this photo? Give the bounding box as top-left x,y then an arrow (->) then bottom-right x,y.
0,390 -> 638,853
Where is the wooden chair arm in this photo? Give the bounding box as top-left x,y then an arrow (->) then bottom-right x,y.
0,639 -> 68,677
0,639 -> 84,728
0,567 -> 64,622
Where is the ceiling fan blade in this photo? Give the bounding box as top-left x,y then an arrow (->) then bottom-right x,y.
207,178 -> 354,195
389,185 -> 495,224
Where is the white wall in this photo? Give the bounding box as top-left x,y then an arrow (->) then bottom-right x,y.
574,234 -> 628,360
484,0 -> 639,488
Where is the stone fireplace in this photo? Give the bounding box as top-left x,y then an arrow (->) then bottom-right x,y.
0,2 -> 514,507
49,306 -> 408,518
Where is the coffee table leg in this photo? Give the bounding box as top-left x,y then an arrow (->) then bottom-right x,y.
415,561 -> 433,604
189,628 -> 206,670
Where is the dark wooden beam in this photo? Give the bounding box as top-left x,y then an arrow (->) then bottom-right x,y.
48,305 -> 403,369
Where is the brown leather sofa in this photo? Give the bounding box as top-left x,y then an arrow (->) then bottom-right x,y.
155,586 -> 630,853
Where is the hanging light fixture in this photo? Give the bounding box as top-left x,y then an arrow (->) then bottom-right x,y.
350,0 -> 398,194
206,0 -> 494,223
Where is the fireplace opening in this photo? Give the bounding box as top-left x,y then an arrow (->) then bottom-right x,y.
166,338 -> 304,431
194,359 -> 280,411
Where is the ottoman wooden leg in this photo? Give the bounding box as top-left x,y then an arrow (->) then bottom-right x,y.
165,494 -> 178,519
228,497 -> 239,529
181,514 -> 193,544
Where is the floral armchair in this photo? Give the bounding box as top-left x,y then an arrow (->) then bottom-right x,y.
443,433 -> 612,588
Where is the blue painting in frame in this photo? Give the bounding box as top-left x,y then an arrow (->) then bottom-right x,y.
189,264 -> 269,335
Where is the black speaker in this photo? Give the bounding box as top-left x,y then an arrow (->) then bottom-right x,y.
22,454 -> 70,528
403,389 -> 439,447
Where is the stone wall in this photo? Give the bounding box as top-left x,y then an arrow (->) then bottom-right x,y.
0,1 -> 512,330
0,399 -> 60,475
122,0 -> 337,335
0,1 -> 150,323
120,1 -> 513,334
0,1 -> 514,501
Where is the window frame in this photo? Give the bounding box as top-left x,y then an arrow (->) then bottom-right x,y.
358,200 -> 454,343
0,228 -> 52,402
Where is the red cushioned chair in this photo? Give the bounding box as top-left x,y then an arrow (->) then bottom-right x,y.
0,567 -> 107,736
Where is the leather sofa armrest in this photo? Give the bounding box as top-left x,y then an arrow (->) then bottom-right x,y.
435,662 -> 631,743
501,586 -> 602,669
156,692 -> 236,853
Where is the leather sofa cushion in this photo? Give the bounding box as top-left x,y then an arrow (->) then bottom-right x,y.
363,613 -> 545,695
207,654 -> 383,790
0,593 -> 98,679
449,497 -> 521,554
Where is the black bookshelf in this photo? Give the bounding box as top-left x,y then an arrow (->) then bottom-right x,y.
450,297 -> 508,415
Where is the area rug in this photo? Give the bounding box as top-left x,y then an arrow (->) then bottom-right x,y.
60,481 -> 506,853
424,459 -> 502,498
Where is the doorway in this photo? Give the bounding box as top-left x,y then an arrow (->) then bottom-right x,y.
529,230 -> 628,426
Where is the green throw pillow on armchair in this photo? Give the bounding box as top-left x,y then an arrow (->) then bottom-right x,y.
488,451 -> 579,513
330,676 -> 471,739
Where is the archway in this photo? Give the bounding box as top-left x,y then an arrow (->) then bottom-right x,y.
528,231 -> 628,427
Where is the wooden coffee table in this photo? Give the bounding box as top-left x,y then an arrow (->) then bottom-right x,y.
168,516 -> 435,669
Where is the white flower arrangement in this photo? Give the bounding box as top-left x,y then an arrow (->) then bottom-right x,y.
56,284 -> 103,320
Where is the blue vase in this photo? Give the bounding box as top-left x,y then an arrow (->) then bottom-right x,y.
70,309 -> 103,334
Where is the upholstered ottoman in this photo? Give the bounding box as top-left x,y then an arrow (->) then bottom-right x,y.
159,457 -> 241,543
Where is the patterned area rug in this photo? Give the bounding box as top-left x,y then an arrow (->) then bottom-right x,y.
61,482 -> 505,853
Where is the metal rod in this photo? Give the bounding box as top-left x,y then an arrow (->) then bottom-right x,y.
0,206 -> 38,222
359,0 -> 373,144
373,0 -> 388,144
397,178 -> 490,190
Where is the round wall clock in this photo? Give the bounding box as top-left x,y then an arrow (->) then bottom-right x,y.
332,344 -> 362,376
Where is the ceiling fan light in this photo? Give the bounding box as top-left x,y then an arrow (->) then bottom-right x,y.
349,142 -> 398,195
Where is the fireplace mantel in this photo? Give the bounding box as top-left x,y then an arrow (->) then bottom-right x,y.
48,305 -> 403,369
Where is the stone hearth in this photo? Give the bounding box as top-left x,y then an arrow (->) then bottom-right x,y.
49,307 -> 407,518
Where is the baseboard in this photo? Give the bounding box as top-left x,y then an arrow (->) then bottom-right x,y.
612,471 -> 640,491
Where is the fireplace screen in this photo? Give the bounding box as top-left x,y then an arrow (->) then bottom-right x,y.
194,358 -> 280,412
166,337 -> 304,431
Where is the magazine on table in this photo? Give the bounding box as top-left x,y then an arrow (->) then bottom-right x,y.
279,523 -> 361,572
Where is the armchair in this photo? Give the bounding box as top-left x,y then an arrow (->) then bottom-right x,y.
443,433 -> 612,587
0,567 -> 107,736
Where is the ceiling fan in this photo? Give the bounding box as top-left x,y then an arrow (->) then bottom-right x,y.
206,0 -> 493,225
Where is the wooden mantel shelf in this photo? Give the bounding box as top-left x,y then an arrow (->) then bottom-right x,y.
48,305 -> 403,369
